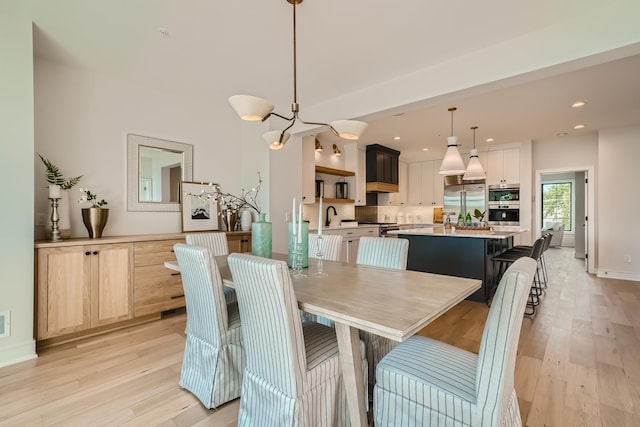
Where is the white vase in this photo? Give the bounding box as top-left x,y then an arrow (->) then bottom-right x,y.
240,210 -> 253,231
46,189 -> 71,239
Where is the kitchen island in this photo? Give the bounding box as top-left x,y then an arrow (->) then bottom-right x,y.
388,227 -> 528,303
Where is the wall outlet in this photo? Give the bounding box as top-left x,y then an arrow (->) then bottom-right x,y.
35,212 -> 46,226
624,255 -> 632,263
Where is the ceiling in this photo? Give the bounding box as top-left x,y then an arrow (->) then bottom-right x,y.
10,0 -> 640,161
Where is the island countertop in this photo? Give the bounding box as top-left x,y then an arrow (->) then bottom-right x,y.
388,226 -> 528,239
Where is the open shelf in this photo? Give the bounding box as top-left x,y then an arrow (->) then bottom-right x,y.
316,197 -> 355,204
315,165 -> 355,177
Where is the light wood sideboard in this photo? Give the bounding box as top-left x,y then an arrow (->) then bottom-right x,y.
34,231 -> 251,348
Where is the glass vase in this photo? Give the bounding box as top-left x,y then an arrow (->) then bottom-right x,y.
288,221 -> 309,268
251,213 -> 272,258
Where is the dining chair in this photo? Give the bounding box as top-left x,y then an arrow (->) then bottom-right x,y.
308,233 -> 343,261
185,232 -> 236,304
356,236 -> 409,392
374,257 -> 537,427
227,253 -> 368,426
173,244 -> 244,409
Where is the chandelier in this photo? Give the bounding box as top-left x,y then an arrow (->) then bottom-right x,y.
228,0 -> 368,150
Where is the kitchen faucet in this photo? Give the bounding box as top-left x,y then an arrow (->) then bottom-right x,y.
325,206 -> 337,227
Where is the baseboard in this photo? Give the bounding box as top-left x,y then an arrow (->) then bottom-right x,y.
0,339 -> 37,368
597,269 -> 640,282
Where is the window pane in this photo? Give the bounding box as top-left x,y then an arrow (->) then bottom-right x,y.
542,182 -> 572,231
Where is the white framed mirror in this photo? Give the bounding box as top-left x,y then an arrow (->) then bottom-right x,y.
127,134 -> 193,211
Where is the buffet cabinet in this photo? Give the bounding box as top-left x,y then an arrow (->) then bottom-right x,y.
34,231 -> 250,348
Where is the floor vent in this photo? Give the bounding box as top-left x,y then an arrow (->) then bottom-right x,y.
0,310 -> 9,338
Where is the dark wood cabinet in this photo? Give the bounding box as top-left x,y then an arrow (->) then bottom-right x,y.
366,144 -> 400,192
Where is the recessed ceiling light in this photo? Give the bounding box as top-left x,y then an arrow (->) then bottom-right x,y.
573,124 -> 586,129
485,138 -> 494,142
557,132 -> 568,137
571,101 -> 586,108
393,136 -> 401,140
422,148 -> 429,151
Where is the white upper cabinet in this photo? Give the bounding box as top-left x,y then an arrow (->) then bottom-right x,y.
302,136 -> 316,203
407,160 -> 443,206
487,148 -> 520,186
344,144 -> 366,206
407,162 -> 423,205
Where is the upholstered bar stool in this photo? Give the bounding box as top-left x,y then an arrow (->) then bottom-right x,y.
186,232 -> 236,304
374,257 -> 537,427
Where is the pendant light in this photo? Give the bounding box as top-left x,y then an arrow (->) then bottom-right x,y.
463,126 -> 486,180
228,0 -> 367,150
438,107 -> 466,175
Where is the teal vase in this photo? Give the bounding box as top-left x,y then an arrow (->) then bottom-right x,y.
251,213 -> 272,258
288,221 -> 309,268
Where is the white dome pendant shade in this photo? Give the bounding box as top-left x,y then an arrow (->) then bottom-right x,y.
329,120 -> 368,140
463,126 -> 486,180
229,95 -> 274,121
439,136 -> 466,175
262,130 -> 291,150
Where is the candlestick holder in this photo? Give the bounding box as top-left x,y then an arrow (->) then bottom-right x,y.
312,235 -> 328,278
49,197 -> 63,242
291,241 -> 307,278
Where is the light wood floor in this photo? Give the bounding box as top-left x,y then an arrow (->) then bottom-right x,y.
2,247 -> 639,426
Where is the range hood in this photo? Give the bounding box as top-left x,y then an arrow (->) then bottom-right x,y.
366,144 -> 400,193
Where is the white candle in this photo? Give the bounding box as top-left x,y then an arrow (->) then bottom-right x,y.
317,196 -> 323,236
292,197 -> 297,236
298,202 -> 302,243
49,184 -> 61,199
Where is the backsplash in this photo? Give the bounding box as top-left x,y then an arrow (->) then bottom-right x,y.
302,203 -> 356,230
356,205 -> 442,224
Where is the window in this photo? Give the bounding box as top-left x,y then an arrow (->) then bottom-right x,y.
542,182 -> 572,231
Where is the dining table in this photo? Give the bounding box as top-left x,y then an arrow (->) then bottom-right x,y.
165,253 -> 481,427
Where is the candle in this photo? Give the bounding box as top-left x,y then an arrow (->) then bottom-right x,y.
317,196 -> 323,236
292,197 -> 297,236
297,202 -> 302,243
49,184 -> 61,199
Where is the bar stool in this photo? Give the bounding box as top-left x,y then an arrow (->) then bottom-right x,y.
508,233 -> 552,289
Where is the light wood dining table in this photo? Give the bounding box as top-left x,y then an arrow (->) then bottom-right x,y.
165,254 -> 481,427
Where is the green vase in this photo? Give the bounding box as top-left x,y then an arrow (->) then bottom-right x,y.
251,213 -> 272,258
288,221 -> 309,268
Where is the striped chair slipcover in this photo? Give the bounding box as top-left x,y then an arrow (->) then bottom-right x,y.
374,257 -> 537,427
227,253 -> 368,427
356,236 -> 409,391
185,232 -> 236,304
308,233 -> 343,261
173,244 -> 244,409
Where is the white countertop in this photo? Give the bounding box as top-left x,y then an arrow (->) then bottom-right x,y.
389,226 -> 528,239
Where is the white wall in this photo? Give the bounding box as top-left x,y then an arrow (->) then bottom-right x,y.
34,58 -> 269,238
598,125 -> 640,281
0,12 -> 37,367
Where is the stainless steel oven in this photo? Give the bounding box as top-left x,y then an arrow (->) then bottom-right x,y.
488,202 -> 520,225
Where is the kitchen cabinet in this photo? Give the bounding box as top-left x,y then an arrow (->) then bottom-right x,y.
378,161 -> 408,206
36,242 -> 133,340
487,148 -> 520,186
302,135 -> 316,204
344,144 -> 367,206
226,231 -> 252,253
407,160 -> 444,206
321,226 -> 378,264
366,144 -> 400,192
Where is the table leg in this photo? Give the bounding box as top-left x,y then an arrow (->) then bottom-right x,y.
335,322 -> 367,427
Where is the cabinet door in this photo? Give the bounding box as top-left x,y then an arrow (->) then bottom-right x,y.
227,232 -> 251,253
503,148 -> 520,184
37,246 -> 91,339
432,160 -> 444,206
421,161 -> 434,206
92,243 -> 133,326
487,150 -> 504,186
407,162 -> 422,205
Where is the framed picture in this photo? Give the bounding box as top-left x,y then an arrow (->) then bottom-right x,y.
180,181 -> 220,232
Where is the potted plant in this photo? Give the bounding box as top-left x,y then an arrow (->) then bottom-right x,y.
38,153 -> 83,238
473,209 -> 487,227
78,188 -> 109,238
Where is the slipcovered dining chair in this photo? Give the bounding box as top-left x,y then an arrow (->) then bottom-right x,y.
185,232 -> 236,304
227,253 -> 368,426
308,233 -> 343,261
356,236 -> 409,392
173,244 -> 244,409
374,257 -> 537,427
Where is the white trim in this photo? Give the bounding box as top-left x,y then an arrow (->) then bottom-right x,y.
597,269 -> 640,282
535,165 -> 595,274
0,340 -> 37,368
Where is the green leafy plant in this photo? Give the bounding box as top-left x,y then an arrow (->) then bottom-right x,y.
37,153 -> 83,189
473,209 -> 486,222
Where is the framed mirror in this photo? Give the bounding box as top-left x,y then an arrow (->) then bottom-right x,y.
127,134 -> 193,211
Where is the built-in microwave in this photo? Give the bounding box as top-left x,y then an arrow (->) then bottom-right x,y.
488,185 -> 520,203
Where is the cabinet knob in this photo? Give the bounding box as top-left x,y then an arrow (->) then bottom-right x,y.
85,251 -> 91,256
92,251 -> 98,255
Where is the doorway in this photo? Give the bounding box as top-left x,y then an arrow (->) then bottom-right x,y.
535,166 -> 595,274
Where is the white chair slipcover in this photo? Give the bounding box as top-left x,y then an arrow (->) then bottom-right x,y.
356,236 -> 409,390
374,257 -> 537,427
308,233 -> 343,261
227,253 -> 368,426
173,244 -> 244,409
185,232 -> 236,304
